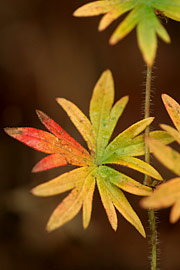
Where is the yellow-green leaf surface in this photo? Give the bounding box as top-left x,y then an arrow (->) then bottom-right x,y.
104,156 -> 162,180
141,177 -> 180,223
90,70 -> 114,160
47,168 -> 96,231
103,117 -> 154,159
83,176 -> 96,229
161,124 -> 180,145
162,94 -> 180,131
102,177 -> 146,237
32,167 -> 93,197
73,0 -> 180,65
57,98 -> 96,153
147,138 -> 180,176
118,130 -> 174,157
99,166 -> 152,196
97,173 -> 118,231
6,70 -> 165,234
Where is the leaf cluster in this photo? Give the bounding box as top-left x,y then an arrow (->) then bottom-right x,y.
74,0 -> 180,65
5,70 -> 173,236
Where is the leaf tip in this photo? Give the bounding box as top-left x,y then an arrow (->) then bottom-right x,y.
109,37 -> 117,46
31,165 -> 39,173
36,109 -> 49,121
4,127 -> 22,138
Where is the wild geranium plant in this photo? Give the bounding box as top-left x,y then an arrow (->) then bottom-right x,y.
5,70 -> 173,235
5,0 -> 180,269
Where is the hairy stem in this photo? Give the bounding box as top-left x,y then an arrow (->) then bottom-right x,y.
149,209 -> 157,270
143,65 -> 157,270
144,65 -> 152,186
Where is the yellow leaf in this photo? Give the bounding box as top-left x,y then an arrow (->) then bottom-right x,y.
162,94 -> 180,131
107,181 -> 146,237
97,174 -> 118,231
57,98 -> 96,153
32,167 -> 93,196
73,1 -> 116,17
147,138 -> 180,176
83,177 -> 96,229
170,199 -> 180,223
161,124 -> 180,145
47,169 -> 96,231
141,177 -> 180,210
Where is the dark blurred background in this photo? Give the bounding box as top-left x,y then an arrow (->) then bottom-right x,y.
0,1 -> 180,269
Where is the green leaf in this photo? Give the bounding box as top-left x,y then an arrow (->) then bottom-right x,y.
110,6 -> 140,45
99,1 -> 136,31
90,69 -> 114,160
103,177 -> 146,237
104,156 -> 162,180
115,130 -> 174,157
103,117 -> 154,160
147,138 -> 180,176
99,166 -> 152,196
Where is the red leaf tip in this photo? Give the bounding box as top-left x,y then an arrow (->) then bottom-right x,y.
36,110 -> 49,122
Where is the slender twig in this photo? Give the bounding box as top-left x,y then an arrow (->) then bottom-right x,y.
143,65 -> 157,270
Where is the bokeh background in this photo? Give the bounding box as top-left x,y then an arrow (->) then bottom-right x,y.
0,1 -> 180,269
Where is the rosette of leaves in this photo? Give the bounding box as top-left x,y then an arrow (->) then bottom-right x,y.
74,0 -> 180,66
141,94 -> 180,223
5,70 -> 173,236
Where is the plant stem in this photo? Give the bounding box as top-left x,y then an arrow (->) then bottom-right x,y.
144,65 -> 152,186
143,65 -> 157,270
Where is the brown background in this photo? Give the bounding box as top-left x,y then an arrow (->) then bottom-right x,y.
0,1 -> 180,269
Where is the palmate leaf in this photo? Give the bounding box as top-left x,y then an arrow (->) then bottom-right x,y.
5,70 -> 171,236
73,0 -> 180,65
141,94 -> 180,223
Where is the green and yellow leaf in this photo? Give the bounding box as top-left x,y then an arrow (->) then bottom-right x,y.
47,168 -> 96,231
104,156 -> 162,180
97,173 -> 118,231
74,0 -> 179,65
104,178 -> 146,237
5,70 -> 165,235
99,166 -> 152,196
32,167 -> 93,196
